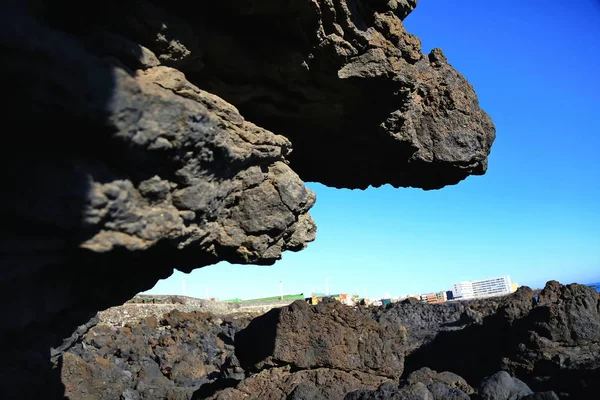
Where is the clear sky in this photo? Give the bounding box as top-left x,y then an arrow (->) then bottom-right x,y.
143,0 -> 600,300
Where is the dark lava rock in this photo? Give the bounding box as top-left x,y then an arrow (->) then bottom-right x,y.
235,300 -> 406,378
61,311 -> 253,400
406,367 -> 474,396
344,382 -> 405,400
286,382 -> 324,400
1,0 -> 493,396
367,297 -> 501,352
209,367 -> 392,400
531,280 -> 600,343
345,367 -> 475,400
345,380 -> 457,400
402,282 -> 600,398
520,392 -> 560,400
477,371 -> 533,400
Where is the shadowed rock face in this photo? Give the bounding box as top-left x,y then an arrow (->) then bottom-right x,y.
57,282 -> 596,399
1,2 -> 315,341
65,0 -> 495,189
1,0 -> 494,397
236,300 -> 406,378
401,282 -> 600,398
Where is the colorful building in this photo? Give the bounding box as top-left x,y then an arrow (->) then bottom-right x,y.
420,291 -> 447,304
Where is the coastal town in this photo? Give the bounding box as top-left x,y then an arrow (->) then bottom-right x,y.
218,275 -> 519,308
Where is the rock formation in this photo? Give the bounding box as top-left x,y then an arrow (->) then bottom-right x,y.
400,282 -> 600,398
236,300 -> 406,377
208,300 -> 407,399
61,310 -> 254,400
364,296 -> 502,353
345,367 -> 475,400
57,283 -> 596,399
1,0 -> 494,397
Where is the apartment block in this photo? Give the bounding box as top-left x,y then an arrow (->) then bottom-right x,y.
451,275 -> 512,300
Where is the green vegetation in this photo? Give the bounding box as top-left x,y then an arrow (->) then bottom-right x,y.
222,293 -> 305,303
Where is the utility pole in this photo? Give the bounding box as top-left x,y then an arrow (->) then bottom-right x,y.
279,281 -> 283,300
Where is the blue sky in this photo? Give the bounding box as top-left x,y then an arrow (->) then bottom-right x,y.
144,0 -> 600,300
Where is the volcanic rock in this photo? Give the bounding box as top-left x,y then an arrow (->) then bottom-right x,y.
348,366 -> 475,400
406,367 -> 474,396
399,282 -> 600,398
1,0 -> 494,396
208,367 -> 392,400
235,300 -> 406,378
149,0 -> 496,189
367,297 -> 501,352
477,371 -> 533,400
61,310 -> 254,400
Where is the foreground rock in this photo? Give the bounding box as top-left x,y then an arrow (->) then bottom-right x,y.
477,371 -> 533,400
236,300 -> 406,378
399,281 -> 600,398
62,310 -> 254,400
209,300 -> 407,399
365,296 -> 502,353
210,367 -> 391,400
58,282 -> 599,399
345,369 -> 554,400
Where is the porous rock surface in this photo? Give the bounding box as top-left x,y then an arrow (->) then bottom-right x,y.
210,367 -> 392,400
344,369 -> 536,400
401,281 -> 600,398
477,371 -> 533,400
61,309 -> 254,400
148,0 -> 496,189
58,282 -> 598,399
365,296 -> 502,352
1,0 -> 494,397
209,299 -> 406,400
235,300 -> 406,378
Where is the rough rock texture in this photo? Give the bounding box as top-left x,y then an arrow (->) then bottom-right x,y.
345,369 -> 557,400
501,282 -> 600,397
402,282 -> 600,398
206,299 -> 407,399
236,300 -> 406,378
61,309 -> 254,400
476,371 -> 533,400
406,367 -> 474,396
2,57 -> 316,338
157,0 -> 496,189
345,367 -> 473,400
61,300 -> 399,400
521,392 -> 560,400
1,0 -> 494,397
365,297 -> 502,352
209,367 -> 391,400
57,283 -> 599,399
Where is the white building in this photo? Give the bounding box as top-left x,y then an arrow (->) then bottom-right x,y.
452,281 -> 475,299
452,275 -> 512,300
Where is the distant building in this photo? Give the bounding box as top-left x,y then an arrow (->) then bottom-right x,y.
452,276 -> 513,300
510,282 -> 519,293
452,281 -> 475,299
420,291 -> 447,304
